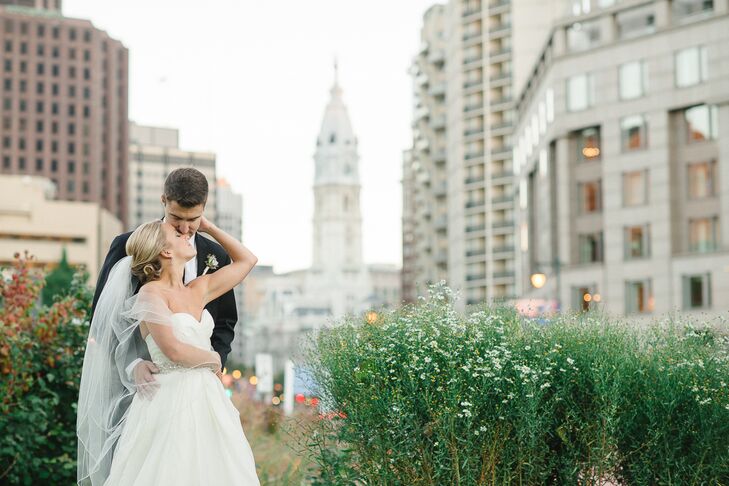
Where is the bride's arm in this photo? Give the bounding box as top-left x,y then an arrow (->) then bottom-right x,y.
192,217 -> 257,306
143,321 -> 221,371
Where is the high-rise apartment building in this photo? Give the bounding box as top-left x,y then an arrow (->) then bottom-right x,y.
404,0 -> 558,308
215,178 -> 246,365
128,122 -> 217,229
513,0 -> 729,316
405,5 -> 448,303
0,3 -> 129,226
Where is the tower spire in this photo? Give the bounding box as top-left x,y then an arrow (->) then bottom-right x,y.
333,56 -> 339,86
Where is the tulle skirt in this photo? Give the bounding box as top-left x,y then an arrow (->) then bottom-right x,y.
105,368 -> 260,486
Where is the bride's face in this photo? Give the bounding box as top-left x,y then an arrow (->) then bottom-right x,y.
162,222 -> 196,262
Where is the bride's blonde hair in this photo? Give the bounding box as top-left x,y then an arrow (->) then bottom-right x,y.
126,220 -> 168,285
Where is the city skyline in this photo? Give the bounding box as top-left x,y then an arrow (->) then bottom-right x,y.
62,0 -> 436,273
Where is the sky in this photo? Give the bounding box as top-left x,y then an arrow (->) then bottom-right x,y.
63,0 -> 437,274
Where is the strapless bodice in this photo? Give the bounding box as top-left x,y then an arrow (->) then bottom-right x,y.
144,310 -> 214,373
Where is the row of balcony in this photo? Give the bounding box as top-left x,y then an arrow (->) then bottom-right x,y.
462,1 -> 511,18
464,245 -> 515,257
465,270 -> 515,281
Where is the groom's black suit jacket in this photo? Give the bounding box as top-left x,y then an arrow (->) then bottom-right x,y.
91,230 -> 238,368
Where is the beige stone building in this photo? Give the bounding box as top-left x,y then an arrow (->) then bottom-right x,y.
513,0 -> 729,316
128,122 -> 217,230
0,174 -> 122,280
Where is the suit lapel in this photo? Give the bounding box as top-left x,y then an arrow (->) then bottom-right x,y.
195,233 -> 208,277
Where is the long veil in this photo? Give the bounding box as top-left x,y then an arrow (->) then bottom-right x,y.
76,256 -> 140,485
76,256 -> 175,485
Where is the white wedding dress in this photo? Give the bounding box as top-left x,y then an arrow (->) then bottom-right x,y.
104,310 -> 260,486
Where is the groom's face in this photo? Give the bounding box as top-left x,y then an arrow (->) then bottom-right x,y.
162,198 -> 205,238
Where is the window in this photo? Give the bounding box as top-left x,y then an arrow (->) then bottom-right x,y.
546,89 -> 554,122
617,5 -> 656,38
578,180 -> 602,213
625,225 -> 650,259
673,0 -> 714,20
625,280 -> 653,313
682,273 -> 711,309
566,20 -> 601,52
567,73 -> 595,111
620,115 -> 648,151
35,158 -> 43,171
685,105 -> 718,142
623,170 -> 648,206
619,61 -> 648,100
675,46 -> 708,87
689,217 -> 718,252
576,127 -> 601,161
578,232 -> 603,263
688,161 -> 716,199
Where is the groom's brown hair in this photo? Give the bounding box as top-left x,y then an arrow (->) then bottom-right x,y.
163,168 -> 209,208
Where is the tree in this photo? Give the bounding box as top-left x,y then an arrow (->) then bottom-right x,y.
41,248 -> 75,306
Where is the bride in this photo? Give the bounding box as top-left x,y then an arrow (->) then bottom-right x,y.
77,217 -> 260,485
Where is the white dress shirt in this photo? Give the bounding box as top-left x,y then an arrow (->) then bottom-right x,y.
126,234 -> 198,379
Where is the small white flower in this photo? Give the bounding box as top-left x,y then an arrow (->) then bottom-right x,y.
424,357 -> 432,364
567,358 -> 575,365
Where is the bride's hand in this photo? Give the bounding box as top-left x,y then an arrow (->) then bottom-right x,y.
198,216 -> 216,234
209,351 -> 222,374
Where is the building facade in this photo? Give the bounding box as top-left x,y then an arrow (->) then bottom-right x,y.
127,122 -> 217,229
0,174 -> 121,280
404,0 -> 559,308
215,178 -> 247,365
513,0 -> 729,316
406,5 -> 448,303
0,3 -> 129,226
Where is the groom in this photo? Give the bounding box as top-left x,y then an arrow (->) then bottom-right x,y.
92,167 -> 238,394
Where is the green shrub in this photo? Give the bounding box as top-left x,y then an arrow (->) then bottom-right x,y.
0,254 -> 92,485
303,285 -> 729,485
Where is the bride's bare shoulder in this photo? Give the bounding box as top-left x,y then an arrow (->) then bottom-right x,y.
137,282 -> 166,301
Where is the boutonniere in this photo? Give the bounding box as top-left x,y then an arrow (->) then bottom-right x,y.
202,254 -> 219,275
